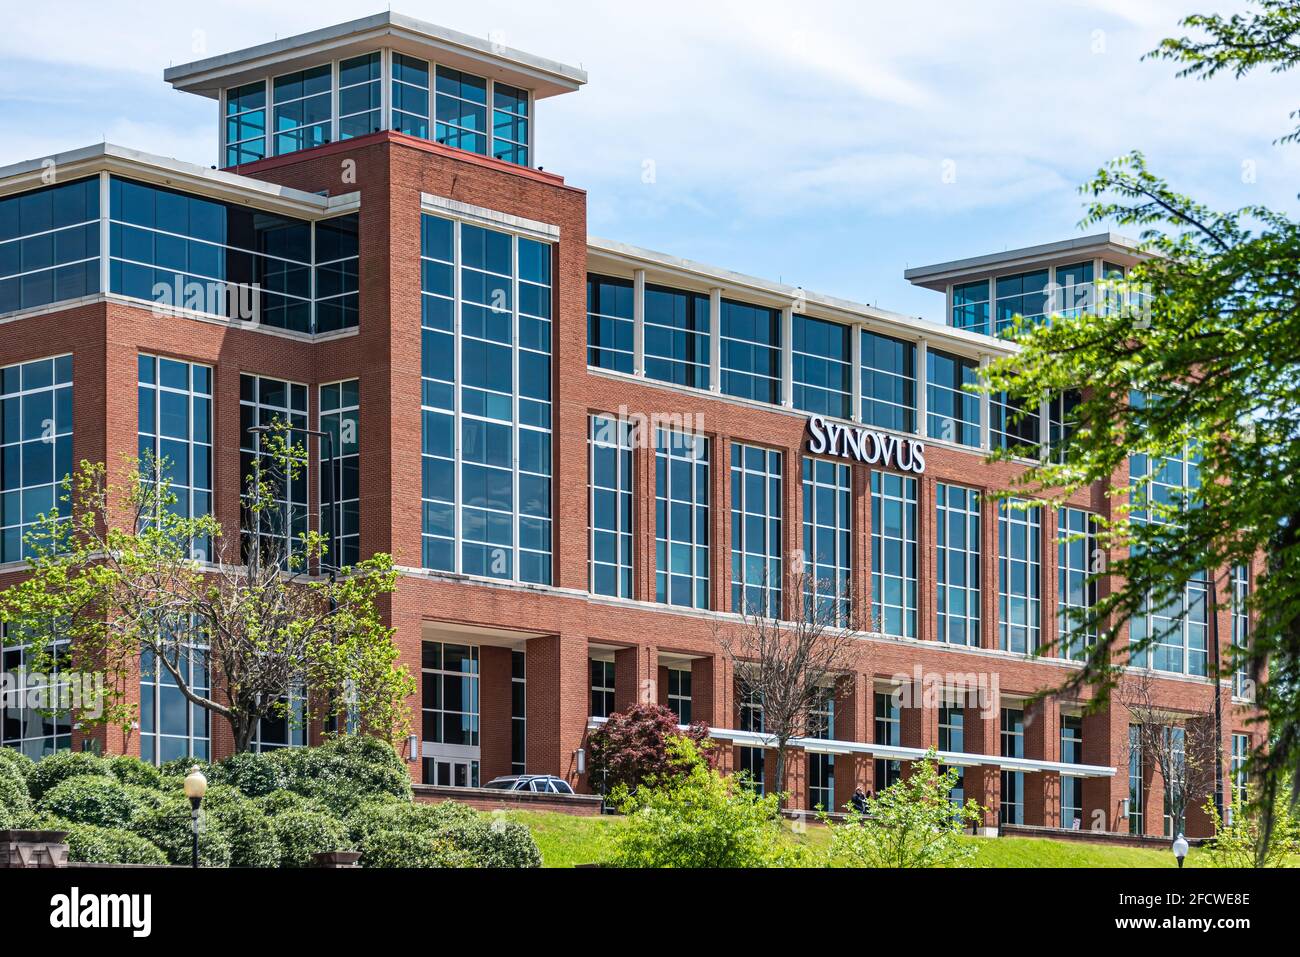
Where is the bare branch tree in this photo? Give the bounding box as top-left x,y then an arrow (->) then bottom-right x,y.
715,565 -> 862,809
1119,671 -> 1218,837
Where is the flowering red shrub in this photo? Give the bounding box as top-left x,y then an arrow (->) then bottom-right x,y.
587,703 -> 715,794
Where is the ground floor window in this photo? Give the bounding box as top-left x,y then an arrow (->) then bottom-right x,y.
667,666 -> 692,724
421,641 -> 480,786
511,650 -> 526,775
1231,733 -> 1249,818
809,753 -> 834,811
590,658 -> 615,718
738,686 -> 764,793
1128,724 -> 1144,835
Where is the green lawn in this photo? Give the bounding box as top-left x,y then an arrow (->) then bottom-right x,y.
500,810 -> 1214,868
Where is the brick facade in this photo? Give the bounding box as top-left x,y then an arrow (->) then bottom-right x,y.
0,127 -> 1264,840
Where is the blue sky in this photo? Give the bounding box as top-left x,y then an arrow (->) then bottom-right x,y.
3,0 -> 1295,318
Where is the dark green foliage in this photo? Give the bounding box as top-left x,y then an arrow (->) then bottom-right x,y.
38,775 -> 139,829
268,809 -> 351,868
108,755 -> 163,790
0,758 -> 31,817
51,818 -> 168,866
358,828 -> 475,868
0,747 -> 34,783
158,756 -> 212,779
28,751 -> 109,799
255,788 -> 325,816
204,787 -> 280,868
267,736 -> 411,810
346,798 -> 539,868
211,750 -> 284,797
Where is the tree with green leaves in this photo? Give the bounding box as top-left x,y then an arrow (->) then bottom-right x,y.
0,430 -> 414,754
823,750 -> 983,868
982,0 -> 1300,842
1202,783 -> 1300,867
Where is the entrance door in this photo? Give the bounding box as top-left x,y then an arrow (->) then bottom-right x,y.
424,756 -> 480,788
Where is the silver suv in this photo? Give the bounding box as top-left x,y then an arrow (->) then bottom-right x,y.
483,774 -> 575,795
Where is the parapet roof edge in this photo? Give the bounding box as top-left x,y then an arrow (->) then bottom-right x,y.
0,143 -> 358,216
588,235 -> 1012,354
164,11 -> 587,98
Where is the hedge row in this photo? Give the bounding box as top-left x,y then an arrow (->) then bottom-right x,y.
0,737 -> 540,868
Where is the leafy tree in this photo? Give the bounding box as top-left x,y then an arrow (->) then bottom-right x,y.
0,440 -> 414,753
982,1 -> 1300,833
823,750 -> 984,868
607,735 -> 790,868
586,702 -> 715,795
1202,783 -> 1300,866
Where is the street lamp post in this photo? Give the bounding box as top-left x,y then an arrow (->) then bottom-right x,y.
183,765 -> 207,869
1172,832 -> 1189,869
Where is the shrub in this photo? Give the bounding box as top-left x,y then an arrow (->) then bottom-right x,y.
38,775 -> 139,829
205,788 -> 279,868
255,788 -> 325,817
823,751 -> 983,869
51,818 -> 168,866
108,755 -> 163,790
268,809 -> 351,868
345,798 -> 539,868
0,759 -> 32,818
158,756 -> 212,780
268,736 -> 411,810
0,746 -> 35,784
359,828 -> 476,868
133,793 -> 232,868
587,703 -> 715,795
28,751 -> 110,799
121,784 -> 165,816
608,736 -> 786,868
212,751 -> 283,798
1202,786 -> 1300,867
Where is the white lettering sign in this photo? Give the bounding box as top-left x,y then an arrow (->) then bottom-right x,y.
806,415 -> 926,474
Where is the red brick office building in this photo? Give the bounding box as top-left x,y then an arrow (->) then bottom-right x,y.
0,13 -> 1260,837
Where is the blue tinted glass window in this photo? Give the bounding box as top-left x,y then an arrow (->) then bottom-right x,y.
338,53 -> 381,140
995,269 -> 1049,335
0,354 -> 72,564
272,64 -> 332,156
108,177 -> 351,333
655,430 -> 709,609
420,213 -> 552,584
732,444 -> 782,617
936,483 -> 980,646
926,349 -> 980,447
952,280 -> 989,334
137,354 -> 212,559
720,299 -> 781,404
225,81 -> 267,166
991,391 -> 1040,455
998,500 -> 1041,654
492,82 -> 529,166
1057,507 -> 1097,661
319,379 -> 360,568
239,374 -> 309,566
645,285 -> 710,389
871,470 -> 917,638
0,179 -> 100,317
860,330 -> 915,432
587,275 -> 634,373
802,456 -> 851,626
793,314 -> 851,418
392,53 -> 431,138
435,66 -> 488,156
590,415 -> 633,598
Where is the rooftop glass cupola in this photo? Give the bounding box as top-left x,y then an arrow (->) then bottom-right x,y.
164,11 -> 586,171
903,232 -> 1147,339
